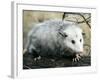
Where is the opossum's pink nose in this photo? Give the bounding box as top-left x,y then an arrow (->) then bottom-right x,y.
77,50 -> 83,53
79,49 -> 83,53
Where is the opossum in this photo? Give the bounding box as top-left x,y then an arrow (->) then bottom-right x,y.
24,19 -> 84,62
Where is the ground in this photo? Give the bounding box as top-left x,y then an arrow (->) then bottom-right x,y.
23,52 -> 91,69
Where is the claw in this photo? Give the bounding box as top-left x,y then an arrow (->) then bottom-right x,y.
34,56 -> 41,61
72,54 -> 81,62
37,56 -> 41,60
34,58 -> 37,61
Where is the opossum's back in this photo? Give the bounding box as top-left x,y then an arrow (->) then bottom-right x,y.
29,20 -> 62,42
29,19 -> 74,37
28,21 -> 61,50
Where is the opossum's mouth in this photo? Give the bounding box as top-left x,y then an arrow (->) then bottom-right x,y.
64,47 -> 75,53
63,47 -> 74,54
64,47 -> 83,54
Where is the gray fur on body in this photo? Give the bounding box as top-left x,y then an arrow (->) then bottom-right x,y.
26,20 -> 82,57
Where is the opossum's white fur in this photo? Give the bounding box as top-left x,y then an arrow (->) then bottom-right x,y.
26,19 -> 83,56
63,25 -> 83,53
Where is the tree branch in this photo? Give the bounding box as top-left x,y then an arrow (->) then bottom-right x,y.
78,13 -> 91,29
62,12 -> 91,29
62,12 -> 66,20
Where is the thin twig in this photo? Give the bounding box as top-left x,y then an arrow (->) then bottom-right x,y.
79,13 -> 91,29
62,12 -> 66,20
62,12 -> 91,29
23,65 -> 31,69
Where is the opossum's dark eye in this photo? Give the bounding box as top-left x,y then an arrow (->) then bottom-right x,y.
71,40 -> 75,44
80,39 -> 82,42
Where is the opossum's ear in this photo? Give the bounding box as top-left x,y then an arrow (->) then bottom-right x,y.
59,31 -> 68,37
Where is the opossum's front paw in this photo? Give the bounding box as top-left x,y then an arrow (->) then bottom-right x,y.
34,56 -> 41,61
72,54 -> 81,62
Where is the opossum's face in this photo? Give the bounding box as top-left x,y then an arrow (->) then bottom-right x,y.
60,26 -> 84,53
